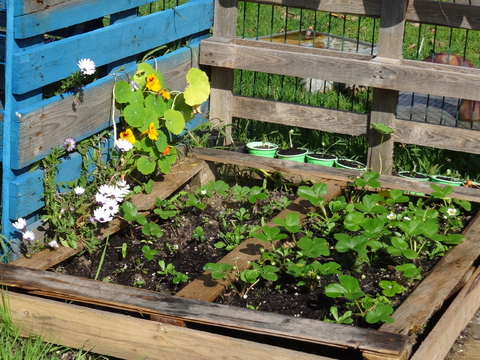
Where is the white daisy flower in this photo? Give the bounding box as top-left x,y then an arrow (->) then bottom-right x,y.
93,207 -> 113,223
74,186 -> 85,195
48,240 -> 59,248
78,58 -> 96,75
387,213 -> 396,220
447,208 -> 457,216
12,218 -> 27,231
103,199 -> 119,215
97,184 -> 115,197
116,138 -> 134,152
95,193 -> 108,205
22,231 -> 35,241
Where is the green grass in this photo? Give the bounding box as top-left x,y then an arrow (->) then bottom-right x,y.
0,291 -> 112,360
231,1 -> 480,179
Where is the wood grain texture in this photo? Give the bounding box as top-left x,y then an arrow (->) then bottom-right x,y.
13,46 -> 199,169
12,0 -> 213,94
176,179 -> 344,302
4,290 -> 331,360
380,210 -> 480,335
410,266 -> 480,360
0,264 -> 408,355
200,37 -> 480,101
253,0 -> 480,31
367,0 -> 407,174
188,148 -> 480,203
14,0 -> 157,38
8,244 -> 84,270
232,96 -> 369,136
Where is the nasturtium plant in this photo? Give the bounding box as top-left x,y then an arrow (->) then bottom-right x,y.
114,63 -> 210,176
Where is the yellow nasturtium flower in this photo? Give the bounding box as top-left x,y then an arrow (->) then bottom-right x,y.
160,89 -> 171,100
142,122 -> 158,141
145,74 -> 161,92
119,128 -> 136,144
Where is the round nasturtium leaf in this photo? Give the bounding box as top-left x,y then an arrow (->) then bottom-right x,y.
123,103 -> 146,128
164,109 -> 185,135
145,93 -> 168,118
114,81 -> 132,104
137,157 -> 156,175
184,68 -> 210,106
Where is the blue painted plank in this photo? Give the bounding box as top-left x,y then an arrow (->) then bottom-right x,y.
13,0 -> 163,38
11,41 -> 206,169
12,0 -> 214,94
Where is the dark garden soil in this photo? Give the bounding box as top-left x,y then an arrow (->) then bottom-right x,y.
336,159 -> 366,169
308,153 -> 337,160
53,184 -> 297,295
277,148 -> 308,156
52,183 -> 477,334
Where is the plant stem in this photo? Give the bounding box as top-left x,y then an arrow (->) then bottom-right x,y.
94,223 -> 113,280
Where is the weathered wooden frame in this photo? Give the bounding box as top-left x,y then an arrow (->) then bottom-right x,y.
2,150 -> 480,360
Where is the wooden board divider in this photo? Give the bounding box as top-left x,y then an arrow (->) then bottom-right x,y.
0,263 -> 409,358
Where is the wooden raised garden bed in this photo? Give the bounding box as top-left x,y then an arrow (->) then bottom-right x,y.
1,150 -> 480,360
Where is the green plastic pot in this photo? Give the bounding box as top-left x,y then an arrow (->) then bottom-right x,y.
306,153 -> 337,167
430,175 -> 464,187
335,158 -> 367,171
276,148 -> 308,162
246,142 -> 278,158
398,171 -> 430,195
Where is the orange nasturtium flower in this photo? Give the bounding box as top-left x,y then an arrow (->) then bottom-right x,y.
119,128 -> 136,144
159,89 -> 171,100
162,146 -> 171,156
142,122 -> 158,141
145,74 -> 161,92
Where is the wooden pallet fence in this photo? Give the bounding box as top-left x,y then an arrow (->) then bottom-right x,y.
0,0 -> 214,250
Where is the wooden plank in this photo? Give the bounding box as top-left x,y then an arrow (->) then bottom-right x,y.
367,0 -> 407,174
253,0 -> 480,31
199,37 -> 480,101
232,96 -> 369,137
380,210 -> 480,336
208,0 -> 237,138
393,119 -> 480,156
14,0 -> 157,38
0,264 -> 409,356
4,290 -> 331,360
176,178 -> 345,302
8,244 -> 84,271
410,266 -> 480,360
188,148 -> 480,203
13,45 -> 199,169
12,0 -> 213,94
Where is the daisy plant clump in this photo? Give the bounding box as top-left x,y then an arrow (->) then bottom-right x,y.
114,63 -> 210,176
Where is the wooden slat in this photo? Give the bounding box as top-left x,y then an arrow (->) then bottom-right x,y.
8,244 -> 84,271
0,264 -> 408,356
380,210 -> 480,335
4,290 -> 331,360
13,45 -> 199,169
208,0 -> 237,138
200,37 -> 480,102
12,0 -> 213,94
393,119 -> 480,156
14,0 -> 157,38
367,0 -> 407,174
410,266 -> 480,360
188,148 -> 480,203
232,96 -> 369,136
176,178 -> 345,301
252,0 -> 480,31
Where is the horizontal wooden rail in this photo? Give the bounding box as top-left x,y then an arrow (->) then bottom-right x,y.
252,0 -> 480,31
200,37 -> 480,102
12,44 -> 199,169
0,263 -> 409,357
14,0 -> 158,38
188,148 -> 480,203
231,95 -> 480,156
13,0 -> 213,94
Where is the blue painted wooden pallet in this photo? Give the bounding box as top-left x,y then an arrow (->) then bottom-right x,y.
1,0 -> 214,260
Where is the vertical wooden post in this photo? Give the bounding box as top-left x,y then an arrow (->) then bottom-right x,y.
367,0 -> 408,174
208,0 -> 238,143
